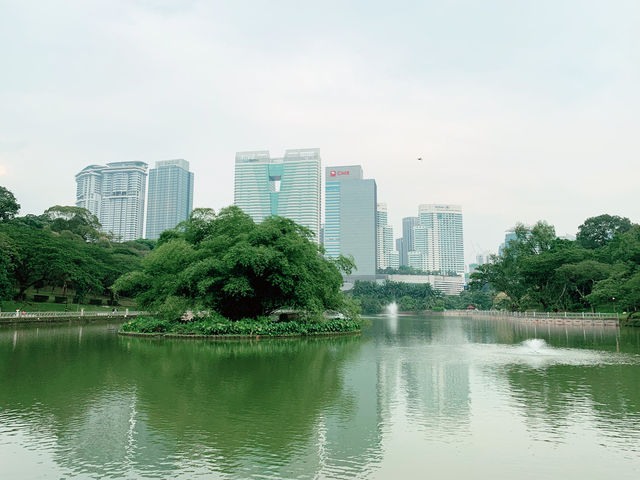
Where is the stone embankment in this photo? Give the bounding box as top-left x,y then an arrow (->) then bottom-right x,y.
445,310 -> 619,327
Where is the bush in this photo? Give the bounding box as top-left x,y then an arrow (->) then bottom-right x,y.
33,294 -> 50,303
89,298 -> 103,306
121,316 -> 170,333
120,314 -> 361,336
54,296 -> 67,304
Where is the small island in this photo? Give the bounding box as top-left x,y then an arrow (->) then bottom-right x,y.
114,207 -> 361,338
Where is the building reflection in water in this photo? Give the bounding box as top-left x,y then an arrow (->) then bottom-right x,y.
1,317 -> 639,478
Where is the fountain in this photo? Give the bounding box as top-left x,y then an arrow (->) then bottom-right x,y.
385,302 -> 398,315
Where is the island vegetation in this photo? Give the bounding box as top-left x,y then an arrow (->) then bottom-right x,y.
115,206 -> 361,337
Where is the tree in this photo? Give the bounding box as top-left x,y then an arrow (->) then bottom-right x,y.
0,232 -> 15,300
576,214 -> 632,249
0,186 -> 20,221
44,205 -> 103,242
555,260 -> 612,310
114,206 -> 355,320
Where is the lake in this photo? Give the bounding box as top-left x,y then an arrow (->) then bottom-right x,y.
1,313 -> 639,479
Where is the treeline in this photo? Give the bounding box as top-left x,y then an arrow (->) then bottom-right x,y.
471,214 -> 640,314
349,280 -> 493,314
0,186 -> 153,305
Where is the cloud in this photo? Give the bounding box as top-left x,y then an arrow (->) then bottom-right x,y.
1,0 -> 639,262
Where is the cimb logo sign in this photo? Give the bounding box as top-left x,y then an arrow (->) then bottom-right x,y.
329,170 -> 350,176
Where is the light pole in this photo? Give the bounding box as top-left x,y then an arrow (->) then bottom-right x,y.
612,297 -> 616,314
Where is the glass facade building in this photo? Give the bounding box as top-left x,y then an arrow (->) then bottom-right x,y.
145,159 -> 194,240
234,149 -> 321,241
325,165 -> 377,279
75,161 -> 148,241
376,203 -> 397,270
417,204 -> 464,275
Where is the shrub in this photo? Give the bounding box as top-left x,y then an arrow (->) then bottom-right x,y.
120,314 -> 360,336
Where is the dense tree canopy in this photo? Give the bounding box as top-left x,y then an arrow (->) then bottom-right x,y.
114,206 -> 355,320
576,214 -> 632,249
471,216 -> 640,313
0,186 -> 20,222
0,188 -> 152,304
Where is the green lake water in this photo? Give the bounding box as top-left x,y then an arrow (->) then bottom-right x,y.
1,314 -> 640,479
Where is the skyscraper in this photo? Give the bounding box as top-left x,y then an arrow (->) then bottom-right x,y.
234,148 -> 321,241
417,204 -> 464,274
75,164 -> 106,218
376,203 -> 397,270
399,216 -> 419,266
100,162 -> 148,241
75,161 -> 148,241
145,159 -> 194,240
325,165 -> 377,279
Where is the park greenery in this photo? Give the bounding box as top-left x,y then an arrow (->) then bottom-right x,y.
470,215 -> 640,320
114,206 -> 361,336
348,280 -> 493,314
0,187 -> 152,308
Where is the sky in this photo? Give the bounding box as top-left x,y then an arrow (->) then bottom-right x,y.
1,0 -> 639,264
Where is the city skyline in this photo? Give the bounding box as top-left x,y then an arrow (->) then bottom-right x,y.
2,1 -> 639,263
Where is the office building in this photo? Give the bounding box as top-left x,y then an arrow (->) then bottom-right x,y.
398,216 -> 419,266
376,203 -> 397,270
417,204 -> 464,275
75,161 -> 148,241
234,148 -> 321,241
325,165 -> 377,279
145,159 -> 194,240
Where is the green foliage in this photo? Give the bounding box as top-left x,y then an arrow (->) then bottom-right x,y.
114,206 -> 356,321
0,192 -> 151,305
44,205 -> 103,242
0,186 -> 20,222
471,218 -> 640,315
577,214 -> 632,249
120,315 -> 361,336
350,280 -> 441,312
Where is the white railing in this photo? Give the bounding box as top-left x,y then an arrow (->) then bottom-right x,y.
0,310 -> 146,320
445,310 -> 619,320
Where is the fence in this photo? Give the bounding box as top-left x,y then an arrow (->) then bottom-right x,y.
444,309 -> 619,326
0,309 -> 146,322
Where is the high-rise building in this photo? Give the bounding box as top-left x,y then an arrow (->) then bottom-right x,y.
75,161 -> 148,241
145,159 -> 194,240
234,148 -> 321,241
417,204 -> 464,275
376,203 -> 397,270
75,165 -> 106,218
100,162 -> 148,241
399,216 -> 419,266
325,165 -> 377,279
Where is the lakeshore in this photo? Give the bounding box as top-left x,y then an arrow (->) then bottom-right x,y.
445,309 -> 620,327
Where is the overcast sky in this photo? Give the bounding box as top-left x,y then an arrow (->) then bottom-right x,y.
1,0 -> 639,263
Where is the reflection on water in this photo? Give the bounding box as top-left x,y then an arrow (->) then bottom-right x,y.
1,316 -> 640,479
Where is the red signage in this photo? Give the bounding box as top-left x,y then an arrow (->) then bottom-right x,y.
329,170 -> 350,176
330,171 -> 336,176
